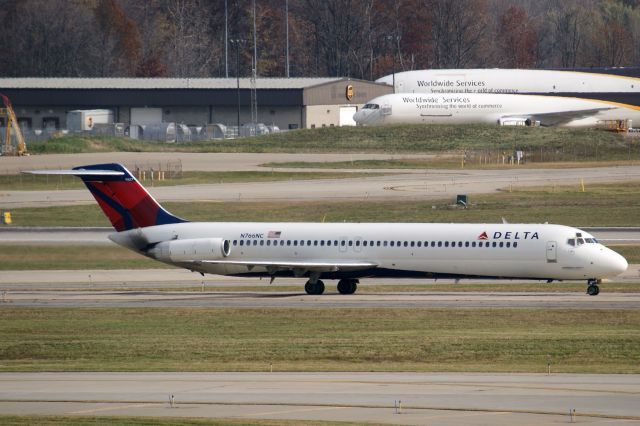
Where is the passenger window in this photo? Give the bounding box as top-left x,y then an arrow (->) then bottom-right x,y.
356,241 -> 360,247
499,242 -> 504,248
431,241 -> 436,247
465,242 -> 469,247
472,242 -> 476,247
341,241 -> 346,246
513,242 -> 518,248
506,242 -> 510,248
492,242 -> 497,247
437,241 -> 442,247
348,241 -> 353,246
377,241 -> 381,246
233,240 -> 238,246
280,240 -> 285,246
417,242 -> 421,247
260,240 -> 264,246
266,240 -> 271,246
240,240 -> 245,246
363,241 -> 367,247
307,240 -> 312,246
254,240 -> 258,246
390,241 -> 395,247
287,240 -> 291,246
404,241 -> 409,247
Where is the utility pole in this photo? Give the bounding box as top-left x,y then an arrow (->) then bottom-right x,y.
285,0 -> 290,77
251,0 -> 258,126
230,38 -> 244,136
224,0 -> 228,78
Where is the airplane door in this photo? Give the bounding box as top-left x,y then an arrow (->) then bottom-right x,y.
546,241 -> 557,263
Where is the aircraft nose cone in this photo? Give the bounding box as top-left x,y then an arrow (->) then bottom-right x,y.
607,251 -> 628,276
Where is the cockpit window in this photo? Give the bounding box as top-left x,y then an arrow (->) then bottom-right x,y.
585,238 -> 596,243
567,238 -> 575,247
577,238 -> 585,245
363,103 -> 380,110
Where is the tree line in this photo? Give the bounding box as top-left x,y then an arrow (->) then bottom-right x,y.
1,0 -> 639,80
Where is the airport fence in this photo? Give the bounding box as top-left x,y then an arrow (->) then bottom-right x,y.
464,138 -> 640,165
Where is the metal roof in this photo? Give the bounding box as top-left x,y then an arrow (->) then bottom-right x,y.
0,77 -> 343,90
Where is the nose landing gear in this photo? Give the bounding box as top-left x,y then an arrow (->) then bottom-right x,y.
587,279 -> 600,296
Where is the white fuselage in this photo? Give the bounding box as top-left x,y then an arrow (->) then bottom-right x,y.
111,221 -> 627,281
376,69 -> 640,95
353,93 -> 640,127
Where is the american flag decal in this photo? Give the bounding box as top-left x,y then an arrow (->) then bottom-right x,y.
267,230 -> 282,238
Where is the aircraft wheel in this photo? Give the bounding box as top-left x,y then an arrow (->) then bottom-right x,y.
337,279 -> 358,295
587,284 -> 599,296
305,280 -> 325,295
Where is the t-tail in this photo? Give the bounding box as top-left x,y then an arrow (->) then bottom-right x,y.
26,163 -> 186,231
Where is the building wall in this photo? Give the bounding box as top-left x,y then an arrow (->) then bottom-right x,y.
304,104 -> 361,129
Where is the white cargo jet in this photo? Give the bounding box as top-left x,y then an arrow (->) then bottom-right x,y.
353,93 -> 640,127
27,164 -> 628,295
376,68 -> 640,96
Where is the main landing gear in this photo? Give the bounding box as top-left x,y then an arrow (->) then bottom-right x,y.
587,279 -> 600,296
337,279 -> 358,295
304,279 -> 325,295
304,278 -> 359,295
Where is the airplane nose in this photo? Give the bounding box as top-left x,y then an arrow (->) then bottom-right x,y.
607,251 -> 628,276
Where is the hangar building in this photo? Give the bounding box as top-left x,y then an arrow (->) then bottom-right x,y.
0,78 -> 392,132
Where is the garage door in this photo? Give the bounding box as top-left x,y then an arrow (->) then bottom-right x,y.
339,106 -> 357,126
131,108 -> 162,125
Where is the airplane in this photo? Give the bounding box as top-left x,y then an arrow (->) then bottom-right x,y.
376,68 -> 640,105
26,163 -> 628,296
353,92 -> 640,127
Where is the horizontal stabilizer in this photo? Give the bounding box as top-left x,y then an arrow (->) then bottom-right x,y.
24,169 -> 124,176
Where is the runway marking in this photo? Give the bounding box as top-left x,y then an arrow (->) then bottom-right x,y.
68,403 -> 160,415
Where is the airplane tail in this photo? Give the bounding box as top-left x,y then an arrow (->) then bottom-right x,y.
27,163 -> 186,232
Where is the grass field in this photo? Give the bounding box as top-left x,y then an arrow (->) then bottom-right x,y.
0,416 -> 353,426
0,170 -> 379,191
262,158 -> 640,170
26,125 -> 635,158
0,308 -> 638,373
6,181 -> 640,227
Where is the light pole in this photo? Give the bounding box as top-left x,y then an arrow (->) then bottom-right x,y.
230,38 -> 245,136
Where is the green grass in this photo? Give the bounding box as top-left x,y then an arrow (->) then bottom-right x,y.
26,125 -> 637,157
0,245 -> 171,270
6,181 -> 640,227
0,170 -> 379,191
0,416 -> 359,426
0,308 -> 638,373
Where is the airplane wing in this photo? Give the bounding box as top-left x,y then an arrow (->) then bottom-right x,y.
193,259 -> 378,275
501,107 -> 614,126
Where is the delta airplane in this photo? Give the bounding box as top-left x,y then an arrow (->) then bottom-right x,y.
27,163 -> 628,296
353,92 -> 640,127
376,68 -> 640,102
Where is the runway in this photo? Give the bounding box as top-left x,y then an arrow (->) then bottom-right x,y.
4,164 -> 640,207
1,372 -> 638,425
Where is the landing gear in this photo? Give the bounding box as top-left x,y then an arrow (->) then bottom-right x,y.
587,279 -> 600,296
337,279 -> 358,295
304,279 -> 325,295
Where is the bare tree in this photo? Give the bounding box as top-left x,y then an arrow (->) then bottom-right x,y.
425,0 -> 490,68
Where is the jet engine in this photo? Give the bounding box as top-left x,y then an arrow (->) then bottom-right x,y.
148,238 -> 231,262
